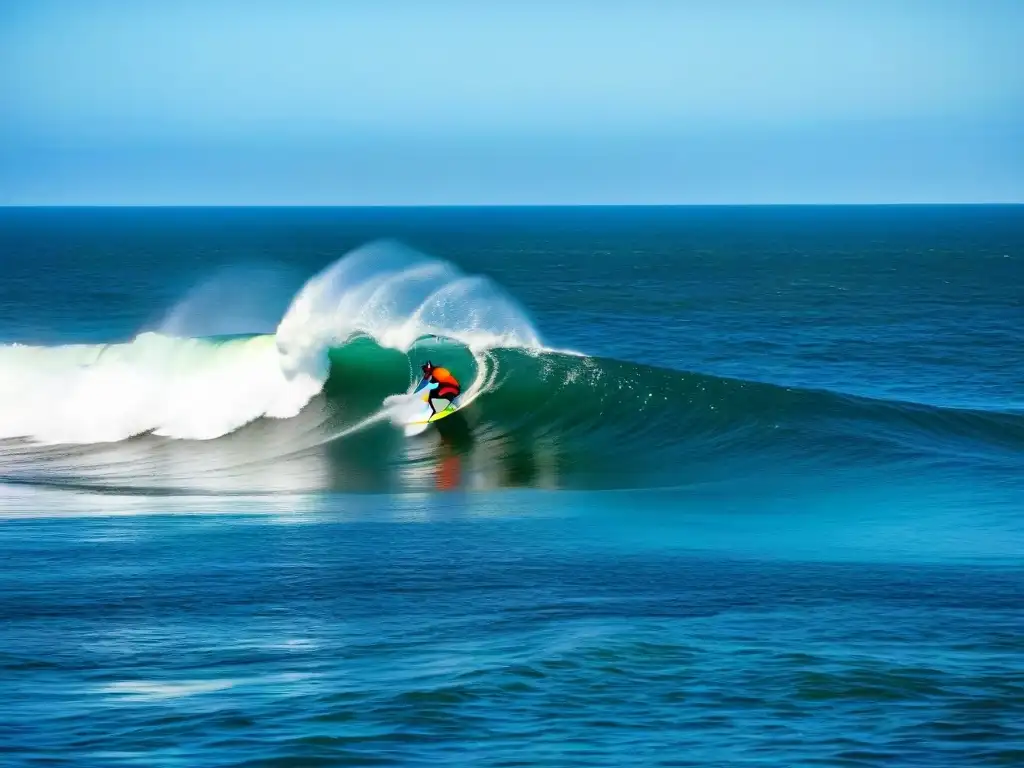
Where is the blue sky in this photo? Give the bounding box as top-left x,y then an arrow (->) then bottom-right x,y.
1,0 -> 1021,205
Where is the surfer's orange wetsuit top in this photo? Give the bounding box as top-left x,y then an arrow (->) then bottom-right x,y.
430,366 -> 460,399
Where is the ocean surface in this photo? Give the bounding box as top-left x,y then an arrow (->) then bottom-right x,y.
1,206 -> 1022,766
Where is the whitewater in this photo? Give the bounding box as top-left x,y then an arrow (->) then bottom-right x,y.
0,241 -> 546,445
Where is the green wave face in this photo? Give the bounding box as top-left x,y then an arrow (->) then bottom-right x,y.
311,336 -> 1024,494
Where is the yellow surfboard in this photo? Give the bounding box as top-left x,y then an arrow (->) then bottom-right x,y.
406,381 -> 461,426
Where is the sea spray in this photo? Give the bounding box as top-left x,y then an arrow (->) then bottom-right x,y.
0,240 -> 544,445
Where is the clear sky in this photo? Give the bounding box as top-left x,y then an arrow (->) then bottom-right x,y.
1,0 -> 1022,205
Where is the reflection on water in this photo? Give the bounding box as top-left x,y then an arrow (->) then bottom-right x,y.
0,399 -> 578,497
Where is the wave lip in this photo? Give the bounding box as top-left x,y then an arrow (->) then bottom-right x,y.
274,239 -> 543,383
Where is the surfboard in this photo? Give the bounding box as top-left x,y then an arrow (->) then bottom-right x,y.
405,378 -> 461,427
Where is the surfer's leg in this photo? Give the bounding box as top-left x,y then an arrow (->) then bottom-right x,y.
429,397 -> 451,415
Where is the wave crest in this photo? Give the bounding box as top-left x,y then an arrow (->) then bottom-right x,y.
274,240 -> 542,383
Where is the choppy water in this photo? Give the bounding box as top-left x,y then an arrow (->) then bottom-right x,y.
1,206 -> 1022,765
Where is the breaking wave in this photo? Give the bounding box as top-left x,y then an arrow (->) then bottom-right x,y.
0,241 -> 543,445
1,240 -> 1022,496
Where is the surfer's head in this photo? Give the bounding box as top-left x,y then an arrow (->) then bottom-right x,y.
421,360 -> 434,377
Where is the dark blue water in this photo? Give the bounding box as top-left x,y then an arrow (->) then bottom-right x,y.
1,206 -> 1022,766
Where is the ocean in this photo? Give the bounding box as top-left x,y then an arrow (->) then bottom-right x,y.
1,206 -> 1022,766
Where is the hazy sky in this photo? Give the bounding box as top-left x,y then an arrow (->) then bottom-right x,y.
2,0 -> 1022,204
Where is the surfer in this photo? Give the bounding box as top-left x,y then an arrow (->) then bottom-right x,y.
420,360 -> 460,416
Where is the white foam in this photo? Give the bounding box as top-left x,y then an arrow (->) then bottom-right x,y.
274,239 -> 544,381
0,239 -> 548,446
99,679 -> 237,700
98,672 -> 315,701
0,333 -> 322,444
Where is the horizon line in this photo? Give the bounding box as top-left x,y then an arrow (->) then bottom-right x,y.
2,202 -> 1022,210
